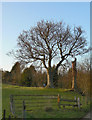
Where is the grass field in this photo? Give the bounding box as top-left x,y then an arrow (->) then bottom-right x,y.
2,84 -> 90,118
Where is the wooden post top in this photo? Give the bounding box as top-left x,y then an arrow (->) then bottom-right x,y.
72,58 -> 76,63
72,58 -> 77,69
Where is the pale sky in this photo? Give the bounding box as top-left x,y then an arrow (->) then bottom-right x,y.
1,2 -> 90,71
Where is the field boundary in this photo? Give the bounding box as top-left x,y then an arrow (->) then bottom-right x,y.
10,94 -> 84,118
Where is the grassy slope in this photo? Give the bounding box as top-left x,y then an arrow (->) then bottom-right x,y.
2,84 -> 90,118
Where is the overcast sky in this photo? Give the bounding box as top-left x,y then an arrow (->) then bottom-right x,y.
1,2 -> 90,71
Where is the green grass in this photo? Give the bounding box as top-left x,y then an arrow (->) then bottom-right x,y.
2,84 -> 90,118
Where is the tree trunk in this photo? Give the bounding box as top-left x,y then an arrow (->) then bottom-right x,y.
72,58 -> 77,90
46,68 -> 58,88
46,68 -> 54,88
53,69 -> 58,87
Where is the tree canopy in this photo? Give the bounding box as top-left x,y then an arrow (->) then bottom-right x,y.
11,62 -> 21,84
9,20 -> 90,88
21,65 -> 36,87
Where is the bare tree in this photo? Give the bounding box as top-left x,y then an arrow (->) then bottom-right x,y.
9,20 -> 90,88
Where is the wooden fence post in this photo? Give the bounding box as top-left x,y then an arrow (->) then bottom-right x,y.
77,97 -> 80,109
81,96 -> 83,105
57,94 -> 60,109
10,95 -> 12,113
74,96 -> 76,101
9,115 -> 11,120
3,109 -> 6,120
74,96 -> 77,107
10,95 -> 14,115
23,100 -> 26,120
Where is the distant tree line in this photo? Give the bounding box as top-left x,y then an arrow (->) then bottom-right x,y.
2,58 -> 90,96
58,58 -> 90,96
2,62 -> 47,87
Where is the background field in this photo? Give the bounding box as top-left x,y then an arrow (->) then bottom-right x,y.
2,84 -> 90,118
